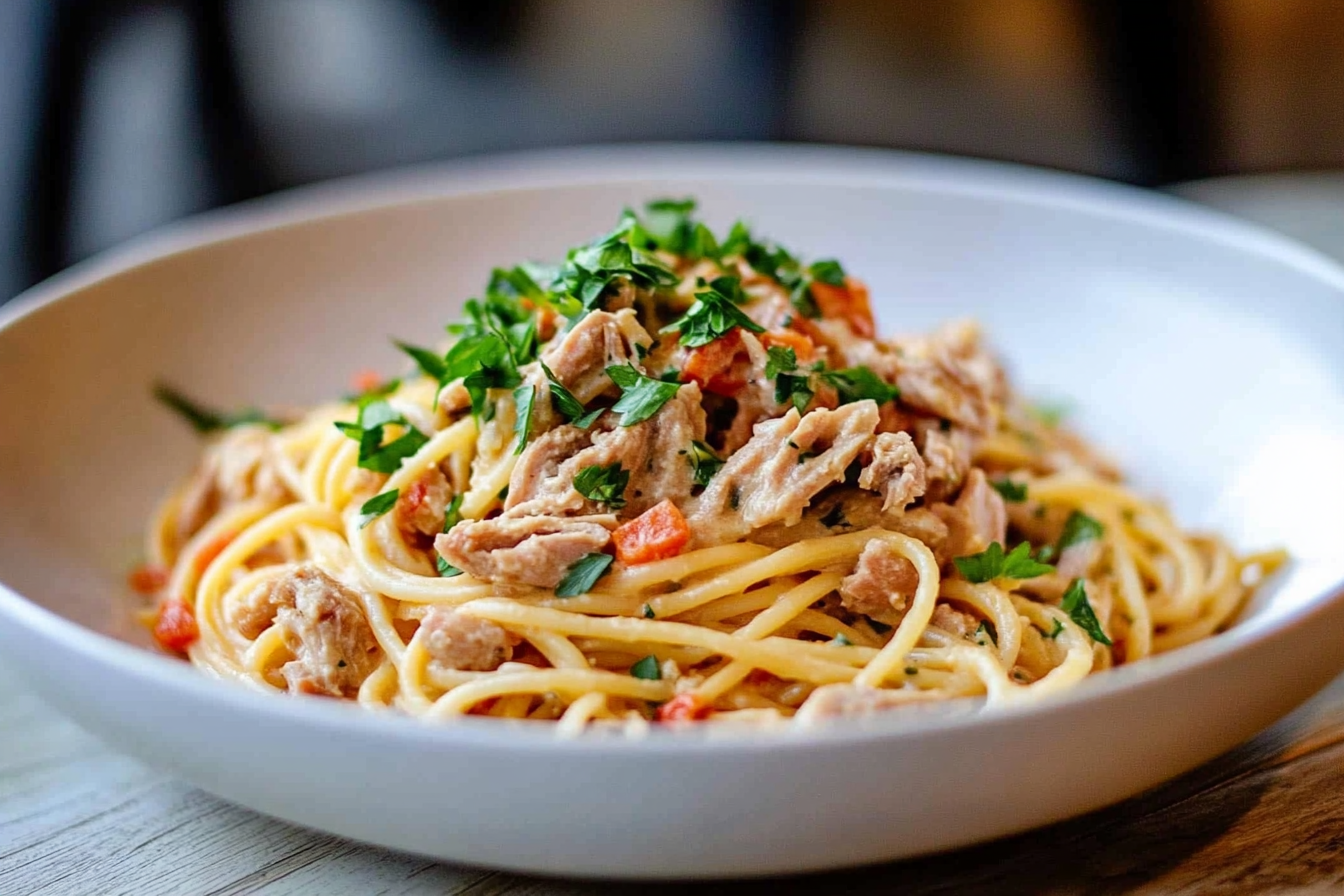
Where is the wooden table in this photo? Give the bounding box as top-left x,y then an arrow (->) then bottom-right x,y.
5,176 -> 1344,895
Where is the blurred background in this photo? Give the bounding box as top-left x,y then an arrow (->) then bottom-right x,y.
4,0 -> 1344,303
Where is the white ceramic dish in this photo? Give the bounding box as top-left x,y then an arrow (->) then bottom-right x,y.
1,145 -> 1343,879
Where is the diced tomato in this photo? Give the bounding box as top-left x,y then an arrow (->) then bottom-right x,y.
612,500 -> 691,565
153,598 -> 199,652
810,277 -> 875,339
761,329 -> 815,363
656,693 -> 713,722
350,369 -> 384,394
128,563 -> 169,595
683,329 -> 749,396
193,531 -> 234,576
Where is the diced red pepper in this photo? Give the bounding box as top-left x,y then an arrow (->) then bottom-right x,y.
350,369 -> 384,394
613,500 -> 691,565
810,277 -> 875,338
656,693 -> 713,722
193,532 -> 234,576
128,563 -> 169,595
153,598 -> 199,652
683,329 -> 749,396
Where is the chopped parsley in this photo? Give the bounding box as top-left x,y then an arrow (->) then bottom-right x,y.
687,440 -> 724,487
991,479 -> 1028,503
1061,578 -> 1112,645
1058,510 -> 1105,552
820,504 -> 848,529
904,666 -> 918,676
954,541 -> 1055,584
396,340 -> 450,382
540,361 -> 602,429
573,462 -> 630,509
974,620 -> 999,647
442,494 -> 463,533
764,346 -> 797,379
512,384 -> 535,454
630,655 -> 662,680
829,633 -> 853,647
660,278 -> 765,348
641,603 -> 656,619
631,199 -> 719,261
357,489 -> 398,529
1039,618 -> 1065,640
818,366 -> 900,406
553,214 -> 678,315
606,364 -> 681,426
555,552 -> 615,598
153,383 -> 284,434
334,399 -> 429,474
437,556 -> 464,577
808,259 -> 846,287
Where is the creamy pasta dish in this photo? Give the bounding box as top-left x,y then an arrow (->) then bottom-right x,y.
135,199 -> 1282,730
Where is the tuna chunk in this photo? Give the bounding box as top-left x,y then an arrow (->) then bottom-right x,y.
918,423 -> 972,503
858,431 -> 926,513
540,309 -> 653,404
687,401 -> 879,546
232,564 -> 382,697
395,466 -> 452,538
506,383 -> 706,519
890,319 -> 1004,435
839,539 -> 920,626
435,514 -> 616,589
176,426 -> 291,544
932,468 -> 1008,558
930,602 -> 979,639
419,607 -> 517,672
795,684 -> 944,722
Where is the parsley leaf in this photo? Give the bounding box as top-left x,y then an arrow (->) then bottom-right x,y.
818,366 -> 900,405
395,341 -> 449,382
1058,510 -> 1104,552
554,216 -> 678,315
974,620 -> 999,647
954,542 -> 1055,584
1040,618 -> 1064,640
829,633 -> 853,647
660,280 -> 765,348
606,364 -> 681,426
573,462 -> 629,509
442,494 -> 463,533
541,361 -> 601,429
641,603 -> 656,619
633,198 -> 719,261
357,489 -> 398,528
1062,578 -> 1112,645
436,556 -> 464,577
630,655 -> 662,680
555,552 -> 614,597
512,384 -> 535,454
808,259 -> 846,287
688,440 -> 724,487
153,383 -> 284,434
333,399 -> 429,474
991,479 -> 1028,503
764,346 -> 797,379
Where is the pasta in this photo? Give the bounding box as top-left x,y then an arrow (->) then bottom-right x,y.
134,199 -> 1284,729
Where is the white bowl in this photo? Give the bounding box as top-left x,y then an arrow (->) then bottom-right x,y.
2,145 -> 1343,879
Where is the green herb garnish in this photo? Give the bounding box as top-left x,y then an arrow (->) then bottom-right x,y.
357,489 -> 399,529
606,364 -> 681,426
954,541 -> 1055,584
1058,510 -> 1105,552
818,366 -> 900,405
630,655 -> 662,680
991,479 -> 1028,503
688,440 -> 724,487
512,384 -> 535,455
1062,578 -> 1112,645
334,399 -> 429,473
660,279 -> 765,348
555,552 -> 615,598
573,462 -> 630,509
153,384 -> 284,434
540,361 -> 603,429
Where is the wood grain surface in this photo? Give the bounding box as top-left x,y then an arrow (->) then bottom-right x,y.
6,654 -> 1344,896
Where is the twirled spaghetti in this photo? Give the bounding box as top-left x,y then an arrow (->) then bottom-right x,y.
135,199 -> 1283,729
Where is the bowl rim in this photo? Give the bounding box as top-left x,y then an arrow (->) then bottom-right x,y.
2,141 -> 1342,752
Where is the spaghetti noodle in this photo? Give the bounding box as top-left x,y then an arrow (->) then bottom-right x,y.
136,199 -> 1284,728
